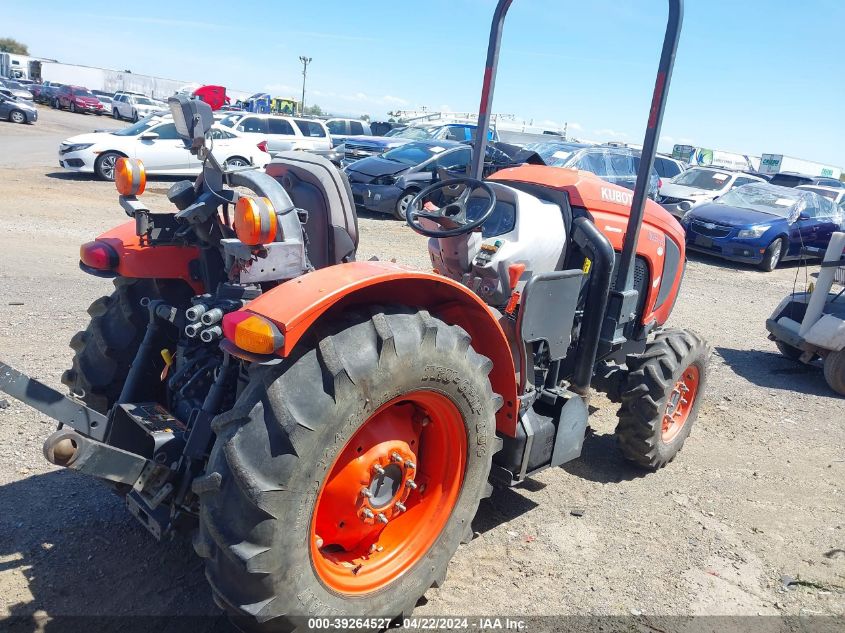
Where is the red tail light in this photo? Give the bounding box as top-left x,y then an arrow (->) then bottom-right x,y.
80,241 -> 119,271
257,140 -> 268,153
658,178 -> 664,188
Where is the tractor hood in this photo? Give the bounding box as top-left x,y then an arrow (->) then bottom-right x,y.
345,156 -> 408,179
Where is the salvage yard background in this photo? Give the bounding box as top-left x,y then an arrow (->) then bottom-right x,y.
0,107 -> 843,621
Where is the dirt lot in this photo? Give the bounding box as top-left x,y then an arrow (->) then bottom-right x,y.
0,107 -> 843,626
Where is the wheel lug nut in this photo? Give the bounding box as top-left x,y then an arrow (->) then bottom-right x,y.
362,508 -> 374,519
360,487 -> 373,498
390,452 -> 402,463
395,502 -> 406,512
404,460 -> 416,470
376,513 -> 389,524
406,480 -> 417,490
373,464 -> 385,475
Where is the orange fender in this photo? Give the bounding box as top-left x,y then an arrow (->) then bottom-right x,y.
93,221 -> 204,293
242,261 -> 519,436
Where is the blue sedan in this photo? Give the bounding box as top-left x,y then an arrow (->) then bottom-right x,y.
681,183 -> 844,271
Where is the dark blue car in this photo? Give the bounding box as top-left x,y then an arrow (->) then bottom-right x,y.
682,183 -> 844,271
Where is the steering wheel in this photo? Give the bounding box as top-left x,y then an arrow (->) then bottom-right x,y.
405,177 -> 497,238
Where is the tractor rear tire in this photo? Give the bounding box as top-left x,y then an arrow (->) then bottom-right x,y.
196,308 -> 500,628
616,328 -> 710,469
823,349 -> 845,396
61,277 -> 161,413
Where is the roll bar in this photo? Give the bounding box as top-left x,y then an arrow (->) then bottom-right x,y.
471,0 -> 684,296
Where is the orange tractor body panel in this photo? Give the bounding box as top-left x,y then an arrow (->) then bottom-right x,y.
94,221 -> 204,293
490,165 -> 686,327
240,260 -> 520,436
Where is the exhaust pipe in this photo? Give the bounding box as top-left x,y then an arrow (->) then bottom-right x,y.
200,326 -> 223,343
185,304 -> 208,322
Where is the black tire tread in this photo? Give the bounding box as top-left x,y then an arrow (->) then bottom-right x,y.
616,328 -> 710,469
198,308 -> 500,629
823,349 -> 845,396
61,278 -> 158,413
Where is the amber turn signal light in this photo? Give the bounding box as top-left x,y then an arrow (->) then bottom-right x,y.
114,157 -> 146,196
222,311 -> 284,355
234,196 -> 278,246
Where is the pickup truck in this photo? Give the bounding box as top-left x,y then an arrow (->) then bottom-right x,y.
341,123 -> 497,166
326,118 -> 372,146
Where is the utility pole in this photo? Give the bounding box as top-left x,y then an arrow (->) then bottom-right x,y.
299,55 -> 312,116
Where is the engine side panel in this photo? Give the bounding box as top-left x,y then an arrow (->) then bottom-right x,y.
490,165 -> 686,327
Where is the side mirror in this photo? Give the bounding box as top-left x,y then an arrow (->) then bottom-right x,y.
140,132 -> 159,141
798,213 -> 811,221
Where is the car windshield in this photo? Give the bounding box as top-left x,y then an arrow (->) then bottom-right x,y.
218,115 -> 240,128
75,89 -> 95,97
384,127 -> 408,137
396,127 -> 435,140
798,186 -> 838,200
527,142 -> 588,166
135,97 -> 155,105
672,168 -> 732,190
382,142 -> 446,166
716,184 -> 802,217
7,82 -> 24,89
112,117 -> 161,136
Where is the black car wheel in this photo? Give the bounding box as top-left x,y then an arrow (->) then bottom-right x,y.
394,189 -> 418,220
9,110 -> 26,124
759,238 -> 784,272
131,110 -> 139,123
70,102 -> 77,113
95,152 -> 123,181
112,108 -> 120,120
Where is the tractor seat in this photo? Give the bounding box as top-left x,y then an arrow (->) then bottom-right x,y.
266,152 -> 359,269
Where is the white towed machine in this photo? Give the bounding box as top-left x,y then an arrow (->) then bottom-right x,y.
766,232 -> 845,395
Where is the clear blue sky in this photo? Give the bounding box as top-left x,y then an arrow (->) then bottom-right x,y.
4,0 -> 843,165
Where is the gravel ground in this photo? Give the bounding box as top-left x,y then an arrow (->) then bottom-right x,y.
0,107 -> 843,626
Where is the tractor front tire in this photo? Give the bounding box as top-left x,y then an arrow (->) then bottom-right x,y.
616,328 -> 710,469
823,349 -> 845,396
197,308 -> 500,628
61,277 -> 161,413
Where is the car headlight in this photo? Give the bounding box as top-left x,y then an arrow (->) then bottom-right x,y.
737,225 -> 770,239
371,175 -> 396,186
681,211 -> 693,224
62,143 -> 94,153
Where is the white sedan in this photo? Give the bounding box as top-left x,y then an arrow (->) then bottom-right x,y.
58,115 -> 271,180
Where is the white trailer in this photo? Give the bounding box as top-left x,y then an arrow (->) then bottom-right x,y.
36,62 -> 190,100
759,154 -> 842,179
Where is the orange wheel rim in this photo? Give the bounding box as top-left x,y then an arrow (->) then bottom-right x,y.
310,391 -> 467,595
661,364 -> 700,442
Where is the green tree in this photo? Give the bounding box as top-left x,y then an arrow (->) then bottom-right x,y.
304,104 -> 323,116
359,114 -> 370,122
0,38 -> 28,54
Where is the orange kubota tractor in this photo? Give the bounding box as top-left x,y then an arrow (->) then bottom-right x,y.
1,0 -> 707,627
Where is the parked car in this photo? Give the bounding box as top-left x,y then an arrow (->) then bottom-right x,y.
0,92 -> 38,124
654,154 -> 686,180
769,171 -> 844,189
530,142 -> 660,198
797,185 -> 845,212
325,118 -> 372,145
58,114 -> 270,180
341,124 -> 498,166
91,90 -> 115,112
217,113 -> 331,154
681,183 -> 844,271
0,79 -> 33,100
656,166 -> 766,217
344,140 -> 515,219
33,81 -> 64,104
53,85 -> 104,114
112,92 -> 161,122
